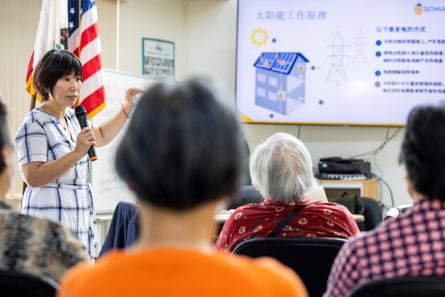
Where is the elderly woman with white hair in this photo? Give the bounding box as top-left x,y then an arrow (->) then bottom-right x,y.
215,132 -> 359,251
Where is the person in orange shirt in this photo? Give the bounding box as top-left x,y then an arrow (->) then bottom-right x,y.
57,77 -> 308,297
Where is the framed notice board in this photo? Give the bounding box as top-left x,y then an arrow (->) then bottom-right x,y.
142,37 -> 175,80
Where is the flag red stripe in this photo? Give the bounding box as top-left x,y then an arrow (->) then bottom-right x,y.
26,51 -> 35,82
70,0 -> 105,118
80,24 -> 98,50
81,86 -> 105,115
82,55 -> 102,81
71,24 -> 99,55
87,101 -> 106,120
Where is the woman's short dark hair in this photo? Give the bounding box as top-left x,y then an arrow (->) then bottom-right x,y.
33,49 -> 82,101
0,99 -> 10,174
400,103 -> 445,200
116,77 -> 244,210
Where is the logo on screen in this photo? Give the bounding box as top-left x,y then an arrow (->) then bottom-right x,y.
414,3 -> 445,14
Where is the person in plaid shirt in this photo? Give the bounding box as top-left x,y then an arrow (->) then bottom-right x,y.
323,103 -> 445,297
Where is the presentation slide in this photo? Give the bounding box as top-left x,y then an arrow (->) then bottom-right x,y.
236,0 -> 445,126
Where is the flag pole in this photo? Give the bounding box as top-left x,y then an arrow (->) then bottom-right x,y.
77,0 -> 82,57
76,0 -> 82,108
29,94 -> 37,111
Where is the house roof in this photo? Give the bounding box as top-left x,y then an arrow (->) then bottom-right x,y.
253,52 -> 309,74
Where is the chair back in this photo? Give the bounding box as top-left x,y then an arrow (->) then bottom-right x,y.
346,276 -> 445,297
228,185 -> 263,209
362,197 -> 383,231
0,269 -> 58,297
232,237 -> 347,297
99,201 -> 139,256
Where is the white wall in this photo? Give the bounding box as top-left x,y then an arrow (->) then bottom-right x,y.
118,0 -> 188,79
0,0 -> 41,195
0,0 -> 411,209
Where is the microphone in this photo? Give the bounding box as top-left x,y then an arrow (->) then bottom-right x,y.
74,105 -> 98,161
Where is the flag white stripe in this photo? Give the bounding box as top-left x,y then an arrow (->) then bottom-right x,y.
81,7 -> 97,29
32,0 -> 57,69
68,29 -> 80,52
80,71 -> 103,99
79,39 -> 102,65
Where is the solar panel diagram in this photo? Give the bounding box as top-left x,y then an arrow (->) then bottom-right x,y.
253,52 -> 310,115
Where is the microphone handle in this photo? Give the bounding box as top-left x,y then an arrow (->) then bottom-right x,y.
74,105 -> 97,161
88,146 -> 97,162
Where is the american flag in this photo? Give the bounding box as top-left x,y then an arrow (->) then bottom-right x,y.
26,0 -> 105,118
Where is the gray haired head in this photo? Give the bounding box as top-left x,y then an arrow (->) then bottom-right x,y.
250,132 -> 314,203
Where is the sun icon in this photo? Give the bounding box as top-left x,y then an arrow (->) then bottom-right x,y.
250,28 -> 269,47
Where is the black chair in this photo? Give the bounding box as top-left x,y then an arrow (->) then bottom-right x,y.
362,197 -> 383,231
99,201 -> 139,256
228,185 -> 263,209
0,269 -> 58,297
232,237 -> 347,297
329,195 -> 383,231
346,275 -> 445,297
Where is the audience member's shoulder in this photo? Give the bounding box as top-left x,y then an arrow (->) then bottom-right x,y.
16,211 -> 64,231
306,199 -> 347,210
0,209 -> 53,230
341,221 -> 387,250
14,212 -> 89,258
59,250 -> 307,297
58,256 -> 95,296
229,202 -> 259,216
215,252 -> 307,296
308,197 -> 336,209
0,209 -> 89,282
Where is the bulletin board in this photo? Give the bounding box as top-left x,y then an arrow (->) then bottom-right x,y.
142,37 -> 175,80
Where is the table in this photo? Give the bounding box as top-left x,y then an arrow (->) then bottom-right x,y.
215,210 -> 365,223
317,178 -> 380,201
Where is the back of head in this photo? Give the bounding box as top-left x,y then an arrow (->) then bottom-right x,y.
0,98 -> 9,175
400,103 -> 445,201
0,97 -> 12,198
116,77 -> 243,210
250,132 -> 314,203
33,49 -> 82,101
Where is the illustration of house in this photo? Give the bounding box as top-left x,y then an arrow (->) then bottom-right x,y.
253,52 -> 309,115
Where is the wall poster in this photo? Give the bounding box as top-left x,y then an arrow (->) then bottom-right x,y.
142,37 -> 175,80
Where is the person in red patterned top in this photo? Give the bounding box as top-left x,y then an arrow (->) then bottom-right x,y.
323,103 -> 445,297
215,132 -> 360,251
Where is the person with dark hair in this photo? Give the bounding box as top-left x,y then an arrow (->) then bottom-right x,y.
0,95 -> 88,282
15,49 -> 143,258
215,132 -> 359,251
323,103 -> 445,297
57,77 -> 308,297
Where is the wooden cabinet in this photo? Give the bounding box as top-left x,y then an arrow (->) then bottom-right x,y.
317,179 -> 379,201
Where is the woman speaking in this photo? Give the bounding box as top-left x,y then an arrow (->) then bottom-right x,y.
15,49 -> 142,258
